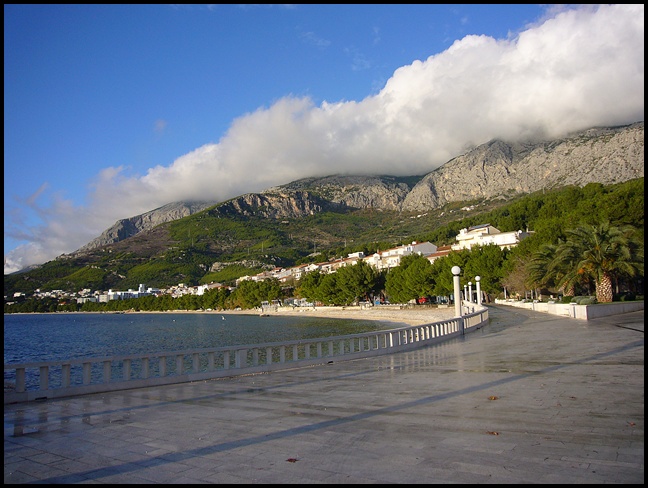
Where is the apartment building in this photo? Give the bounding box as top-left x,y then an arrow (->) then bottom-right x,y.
451,224 -> 533,251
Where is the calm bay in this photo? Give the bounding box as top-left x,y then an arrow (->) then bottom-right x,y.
3,311 -> 395,365
4,311 -> 398,391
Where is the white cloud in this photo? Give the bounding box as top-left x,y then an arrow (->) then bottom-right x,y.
4,4 -> 644,273
299,30 -> 331,49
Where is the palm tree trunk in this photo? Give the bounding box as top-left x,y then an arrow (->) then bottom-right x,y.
562,284 -> 575,296
596,273 -> 614,303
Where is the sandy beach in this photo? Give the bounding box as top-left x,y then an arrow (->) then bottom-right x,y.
16,305 -> 459,328
229,304 -> 459,328
12,306 -> 458,327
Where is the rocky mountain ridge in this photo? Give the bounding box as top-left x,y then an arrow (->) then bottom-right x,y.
76,201 -> 216,252
77,122 -> 643,253
402,122 -> 644,210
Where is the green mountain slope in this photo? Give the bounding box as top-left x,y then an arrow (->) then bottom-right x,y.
4,178 -> 643,297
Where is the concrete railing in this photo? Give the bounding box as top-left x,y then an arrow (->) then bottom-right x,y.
494,298 -> 643,319
4,308 -> 488,404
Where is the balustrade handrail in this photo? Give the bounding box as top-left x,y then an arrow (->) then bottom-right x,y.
4,307 -> 488,404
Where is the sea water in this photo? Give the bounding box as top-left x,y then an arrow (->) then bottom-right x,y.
3,311 -> 395,365
4,311 -> 398,391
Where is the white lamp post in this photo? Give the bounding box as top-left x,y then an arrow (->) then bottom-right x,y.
475,276 -> 482,305
468,282 -> 472,303
452,266 -> 464,334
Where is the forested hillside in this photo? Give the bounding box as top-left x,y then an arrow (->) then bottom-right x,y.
4,178 -> 643,302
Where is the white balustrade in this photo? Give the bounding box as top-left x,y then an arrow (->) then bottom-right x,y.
4,307 -> 488,404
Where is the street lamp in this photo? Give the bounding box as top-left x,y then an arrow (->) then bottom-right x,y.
468,282 -> 472,303
475,276 -> 482,305
452,266 -> 464,335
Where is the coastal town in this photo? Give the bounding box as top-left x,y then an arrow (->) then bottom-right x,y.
10,224 -> 532,306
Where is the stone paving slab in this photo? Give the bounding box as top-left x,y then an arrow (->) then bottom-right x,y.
4,305 -> 644,484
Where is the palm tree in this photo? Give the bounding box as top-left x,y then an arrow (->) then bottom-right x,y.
528,242 -> 559,292
550,237 -> 590,297
529,238 -> 585,297
550,222 -> 643,303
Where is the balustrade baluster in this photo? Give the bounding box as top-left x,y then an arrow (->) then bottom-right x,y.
123,359 -> 131,380
159,356 -> 167,376
142,357 -> 150,379
193,353 -> 200,372
83,363 -> 91,384
176,355 -> 184,375
223,351 -> 230,369
103,361 -> 111,384
16,368 -> 25,393
62,364 -> 71,388
40,365 -> 49,390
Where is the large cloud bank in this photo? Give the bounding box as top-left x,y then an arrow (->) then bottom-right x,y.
4,4 -> 644,274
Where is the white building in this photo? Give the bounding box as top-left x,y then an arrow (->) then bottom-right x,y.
363,241 -> 438,271
426,245 -> 454,264
105,284 -> 156,300
451,224 -> 533,251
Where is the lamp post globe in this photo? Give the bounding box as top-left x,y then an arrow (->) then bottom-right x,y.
451,266 -> 462,321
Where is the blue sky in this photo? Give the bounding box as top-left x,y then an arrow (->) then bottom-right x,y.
4,4 -> 644,274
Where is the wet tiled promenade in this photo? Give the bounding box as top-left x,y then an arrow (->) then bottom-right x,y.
4,305 -> 644,484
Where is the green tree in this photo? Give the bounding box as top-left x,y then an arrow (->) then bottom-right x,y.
317,273 -> 346,305
230,279 -> 282,309
228,280 -> 256,309
385,254 -> 435,303
257,279 -> 282,303
203,287 -> 230,310
429,249 -> 470,298
527,242 -> 561,293
296,270 -> 322,302
546,222 -> 643,302
334,260 -> 380,305
463,244 -> 508,296
501,255 -> 539,299
384,265 -> 408,303
528,239 -> 585,296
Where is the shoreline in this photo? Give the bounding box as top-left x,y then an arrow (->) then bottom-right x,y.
6,305 -> 458,328
249,304 -> 458,327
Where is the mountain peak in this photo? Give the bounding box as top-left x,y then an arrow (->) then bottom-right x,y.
76,122 -> 643,253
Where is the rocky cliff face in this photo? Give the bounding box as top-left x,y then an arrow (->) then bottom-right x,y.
274,175 -> 413,211
212,191 -> 338,219
78,201 -> 216,251
78,122 -> 643,252
401,122 -> 644,210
